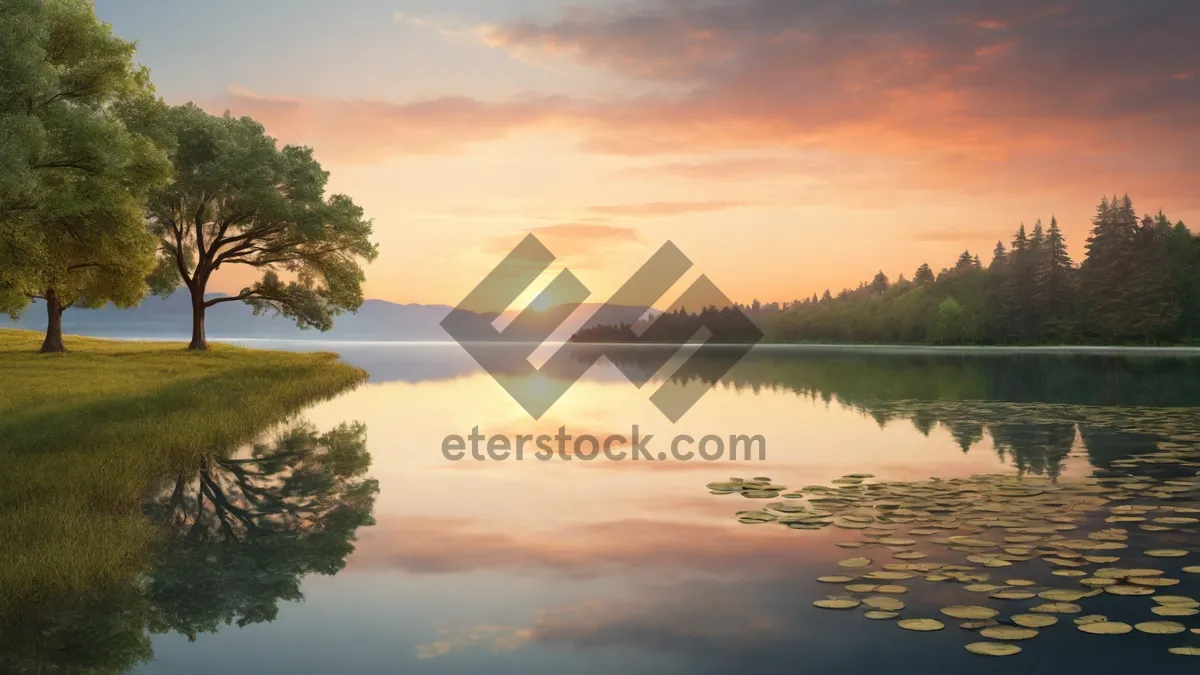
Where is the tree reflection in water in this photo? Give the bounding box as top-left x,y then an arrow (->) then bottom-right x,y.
0,420 -> 377,673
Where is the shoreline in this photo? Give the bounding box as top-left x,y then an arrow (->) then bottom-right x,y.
0,329 -> 367,609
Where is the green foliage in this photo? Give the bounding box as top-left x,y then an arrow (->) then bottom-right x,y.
0,328 -> 367,609
573,195 -> 1198,346
932,297 -> 966,344
147,104 -> 378,348
0,0 -> 171,326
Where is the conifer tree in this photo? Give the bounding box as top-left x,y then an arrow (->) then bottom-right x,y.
1037,216 -> 1076,338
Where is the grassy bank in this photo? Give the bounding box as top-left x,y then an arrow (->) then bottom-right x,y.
0,329 -> 367,608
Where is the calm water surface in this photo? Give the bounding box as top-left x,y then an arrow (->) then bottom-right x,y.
18,345 -> 1200,673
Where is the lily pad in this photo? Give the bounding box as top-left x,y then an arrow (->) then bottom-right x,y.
941,606 -> 999,620
1078,621 -> 1133,635
1145,549 -> 1189,558
736,510 -> 777,524
1105,585 -> 1156,596
1134,621 -> 1186,635
965,642 -> 1022,656
1151,605 -> 1198,617
863,596 -> 906,611
864,610 -> 899,620
1154,596 -> 1199,607
814,598 -> 861,609
1031,602 -> 1081,613
979,626 -> 1039,640
991,590 -> 1036,600
898,618 -> 945,632
1012,614 -> 1058,628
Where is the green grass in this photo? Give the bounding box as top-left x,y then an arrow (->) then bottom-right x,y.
0,329 -> 367,609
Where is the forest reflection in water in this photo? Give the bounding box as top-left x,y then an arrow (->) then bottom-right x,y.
581,346 -> 1200,479
0,421 -> 377,673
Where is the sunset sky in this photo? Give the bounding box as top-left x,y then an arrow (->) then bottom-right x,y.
94,0 -> 1200,307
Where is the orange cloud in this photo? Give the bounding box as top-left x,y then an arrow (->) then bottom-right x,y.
209,1 -> 1200,205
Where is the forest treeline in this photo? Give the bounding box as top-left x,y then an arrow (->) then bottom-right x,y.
574,195 -> 1200,345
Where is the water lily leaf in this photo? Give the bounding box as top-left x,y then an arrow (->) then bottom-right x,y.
965,642 -> 1021,656
1134,621 -> 1186,635
991,590 -> 1036,600
1012,614 -> 1058,628
736,510 -> 777,524
941,606 -> 999,620
979,626 -> 1039,640
1078,621 -> 1133,635
814,598 -> 861,609
1031,602 -> 1081,613
1145,549 -> 1189,558
863,571 -> 917,580
1151,605 -> 1198,617
1130,577 -> 1179,587
1153,596 -> 1199,607
1105,585 -> 1156,596
898,618 -> 945,631
864,610 -> 899,620
1038,589 -> 1090,602
863,596 -> 905,611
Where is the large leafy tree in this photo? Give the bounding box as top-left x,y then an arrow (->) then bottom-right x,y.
0,0 -> 171,352
148,104 -> 378,350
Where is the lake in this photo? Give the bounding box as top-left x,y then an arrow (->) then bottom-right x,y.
10,344 -> 1200,673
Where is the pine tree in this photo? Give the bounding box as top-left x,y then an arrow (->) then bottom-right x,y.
1024,220 -> 1047,339
1036,216 -> 1076,339
913,263 -> 935,285
871,271 -> 889,293
1081,195 -> 1139,341
954,250 -> 974,273
1003,223 -> 1032,341
990,241 -> 1007,269
1126,214 -> 1179,341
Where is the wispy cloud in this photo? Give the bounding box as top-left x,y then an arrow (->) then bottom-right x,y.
213,0 -> 1200,204
479,222 -> 644,271
587,200 -> 747,217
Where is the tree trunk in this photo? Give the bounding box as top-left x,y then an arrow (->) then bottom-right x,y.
188,286 -> 208,351
40,289 -> 66,353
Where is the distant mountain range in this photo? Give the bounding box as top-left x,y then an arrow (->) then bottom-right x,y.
5,293 -> 658,343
